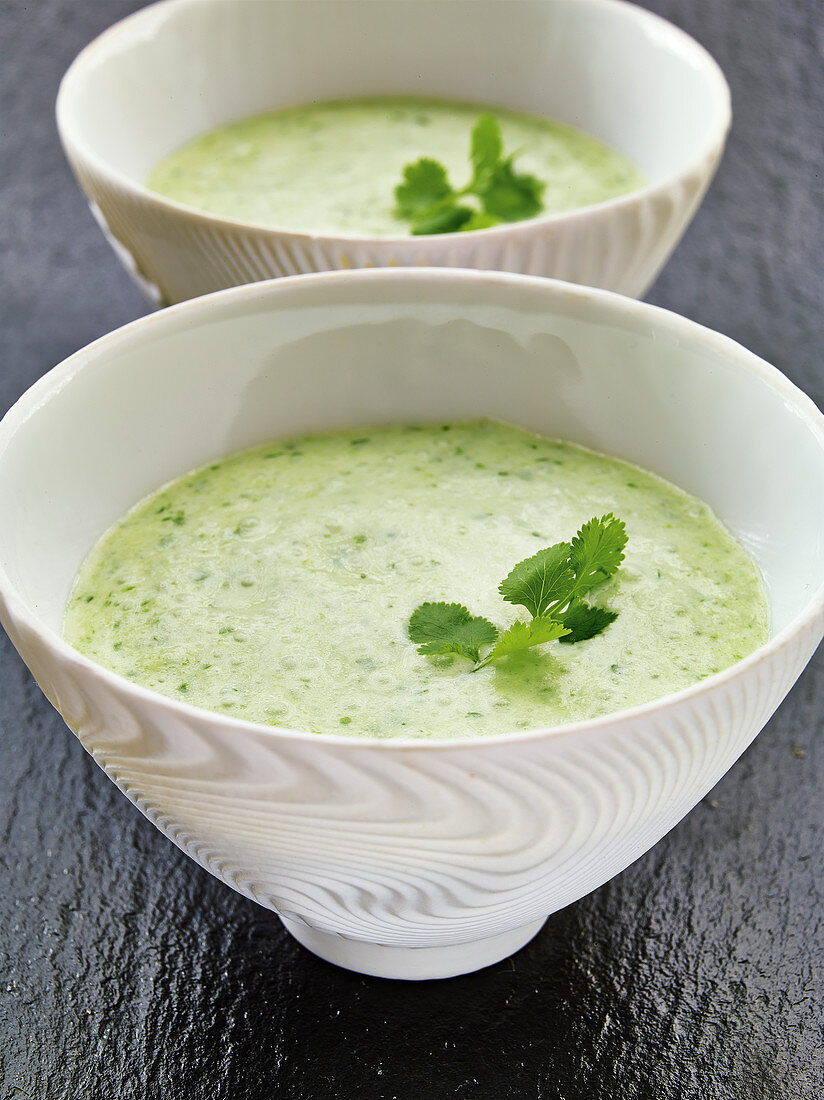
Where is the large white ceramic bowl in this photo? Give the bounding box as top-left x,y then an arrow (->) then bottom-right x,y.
56,0 -> 730,305
2,269 -> 823,980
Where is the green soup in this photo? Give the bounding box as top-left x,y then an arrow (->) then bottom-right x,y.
147,97 -> 645,236
64,422 -> 768,739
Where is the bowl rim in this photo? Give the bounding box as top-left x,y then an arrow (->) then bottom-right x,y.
55,0 -> 732,245
2,267 -> 823,753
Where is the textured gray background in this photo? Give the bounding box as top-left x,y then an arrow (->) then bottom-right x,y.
1,2 -> 822,1097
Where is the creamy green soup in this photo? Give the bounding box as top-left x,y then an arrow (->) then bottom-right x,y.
65,422 -> 768,739
147,97 -> 645,236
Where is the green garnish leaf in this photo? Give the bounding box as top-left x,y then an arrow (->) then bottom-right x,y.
394,115 -> 546,235
477,616 -> 570,668
478,158 -> 546,222
569,513 -> 628,595
558,599 -> 619,644
394,158 -> 455,219
498,542 -> 574,619
460,211 -> 502,232
408,514 -> 626,672
469,112 -> 504,181
410,203 -> 475,236
408,602 -> 498,663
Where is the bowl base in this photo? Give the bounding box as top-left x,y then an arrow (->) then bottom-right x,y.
279,915 -> 548,980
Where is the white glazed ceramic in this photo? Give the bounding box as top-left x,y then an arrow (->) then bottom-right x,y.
56,0 -> 730,305
2,269 -> 823,980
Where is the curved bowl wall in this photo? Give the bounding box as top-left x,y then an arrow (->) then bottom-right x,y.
1,270 -> 822,978
56,0 -> 731,304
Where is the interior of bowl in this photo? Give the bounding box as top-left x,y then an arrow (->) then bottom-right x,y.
58,0 -> 729,196
2,272 -> 824,648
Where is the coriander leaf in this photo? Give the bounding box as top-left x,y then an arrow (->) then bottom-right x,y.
460,211 -> 502,232
394,158 -> 455,219
407,513 -> 626,671
569,514 -> 628,596
558,599 -> 618,644
393,115 -> 546,235
479,158 -> 546,222
470,113 -> 503,182
476,616 -> 569,668
411,203 -> 475,236
498,542 -> 574,619
408,602 -> 498,663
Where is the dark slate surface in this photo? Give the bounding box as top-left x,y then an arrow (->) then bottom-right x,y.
1,1 -> 822,1096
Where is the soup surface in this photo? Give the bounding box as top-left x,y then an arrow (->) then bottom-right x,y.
147,97 -> 645,236
65,422 -> 768,739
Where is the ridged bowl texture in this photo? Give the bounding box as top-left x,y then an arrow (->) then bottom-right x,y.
2,270 -> 822,978
56,0 -> 731,304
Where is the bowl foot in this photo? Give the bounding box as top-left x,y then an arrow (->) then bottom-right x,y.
279,915 -> 547,980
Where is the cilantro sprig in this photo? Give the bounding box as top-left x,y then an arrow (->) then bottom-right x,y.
394,114 -> 546,235
408,603 -> 498,664
408,515 -> 627,671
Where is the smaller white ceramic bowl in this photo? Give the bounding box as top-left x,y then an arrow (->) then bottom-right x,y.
57,0 -> 731,305
3,269 -> 823,981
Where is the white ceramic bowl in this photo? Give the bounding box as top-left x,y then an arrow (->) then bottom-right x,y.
2,269 -> 823,980
56,0 -> 730,305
